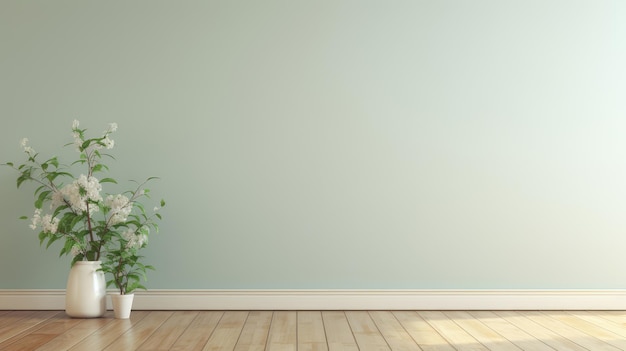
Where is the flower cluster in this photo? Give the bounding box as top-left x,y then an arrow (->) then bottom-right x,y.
122,228 -> 148,249
4,120 -> 164,295
105,194 -> 132,225
49,175 -> 103,214
29,208 -> 60,234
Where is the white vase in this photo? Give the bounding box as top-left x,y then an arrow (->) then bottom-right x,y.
65,261 -> 106,318
110,293 -> 135,319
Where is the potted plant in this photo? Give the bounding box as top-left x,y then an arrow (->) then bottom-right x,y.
101,199 -> 163,319
3,120 -> 164,318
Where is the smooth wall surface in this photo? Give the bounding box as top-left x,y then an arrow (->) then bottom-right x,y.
1,1 -> 626,289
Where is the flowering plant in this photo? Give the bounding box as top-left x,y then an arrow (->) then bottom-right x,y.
100,229 -> 155,295
3,120 -> 164,294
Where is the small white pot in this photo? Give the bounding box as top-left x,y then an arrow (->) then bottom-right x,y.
110,293 -> 135,319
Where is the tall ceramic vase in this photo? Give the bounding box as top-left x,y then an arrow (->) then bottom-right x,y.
65,261 -> 106,318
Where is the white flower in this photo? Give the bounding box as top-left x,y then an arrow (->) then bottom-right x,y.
122,228 -> 148,250
21,138 -> 35,155
57,183 -> 84,212
70,245 -> 82,257
76,174 -> 103,202
72,120 -> 80,129
109,123 -> 118,132
73,132 -> 83,151
41,214 -> 59,234
52,175 -> 102,213
29,209 -> 58,234
122,228 -> 135,242
105,194 -> 131,225
137,233 -> 148,247
50,189 -> 65,210
101,135 -> 114,149
153,206 -> 159,212
29,208 -> 41,230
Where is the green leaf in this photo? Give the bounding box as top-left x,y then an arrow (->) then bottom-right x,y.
38,231 -> 47,245
135,202 -> 145,214
34,190 -> 50,209
34,185 -> 46,196
46,235 -> 60,249
100,177 -> 117,184
126,282 -> 143,294
17,175 -> 28,188
71,255 -> 84,266
46,172 -> 72,182
60,239 -> 75,257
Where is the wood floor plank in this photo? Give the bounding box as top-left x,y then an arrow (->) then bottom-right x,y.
567,310 -> 626,338
3,333 -> 59,351
523,311 -> 621,351
495,311 -> 588,351
469,311 -> 555,351
266,311 -> 297,351
345,311 -> 390,351
101,311 -> 173,351
35,317 -> 113,351
393,311 -> 454,351
419,311 -> 489,351
321,311 -> 359,351
1,313 -> 82,351
68,311 -> 150,351
444,311 -> 521,351
369,311 -> 421,350
0,311 -> 39,329
202,311 -> 248,351
540,311 -> 626,350
298,311 -> 328,351
590,311 -> 626,326
234,311 -> 273,351
599,310 -> 626,320
136,311 -> 199,351
0,311 -> 62,348
169,311 -> 223,351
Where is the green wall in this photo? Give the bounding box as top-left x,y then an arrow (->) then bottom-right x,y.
1,1 -> 626,289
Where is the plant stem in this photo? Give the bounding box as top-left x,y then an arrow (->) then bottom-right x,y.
118,256 -> 124,295
85,202 -> 97,260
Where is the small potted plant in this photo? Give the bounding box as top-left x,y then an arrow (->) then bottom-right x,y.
101,196 -> 164,319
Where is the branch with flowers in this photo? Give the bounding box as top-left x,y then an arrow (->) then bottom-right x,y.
2,120 -> 164,293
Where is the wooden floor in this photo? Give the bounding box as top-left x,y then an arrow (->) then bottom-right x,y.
1,310 -> 626,350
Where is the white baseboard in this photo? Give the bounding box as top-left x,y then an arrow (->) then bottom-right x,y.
1,289 -> 626,310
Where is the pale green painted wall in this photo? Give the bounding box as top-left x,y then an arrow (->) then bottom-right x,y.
1,1 -> 626,289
